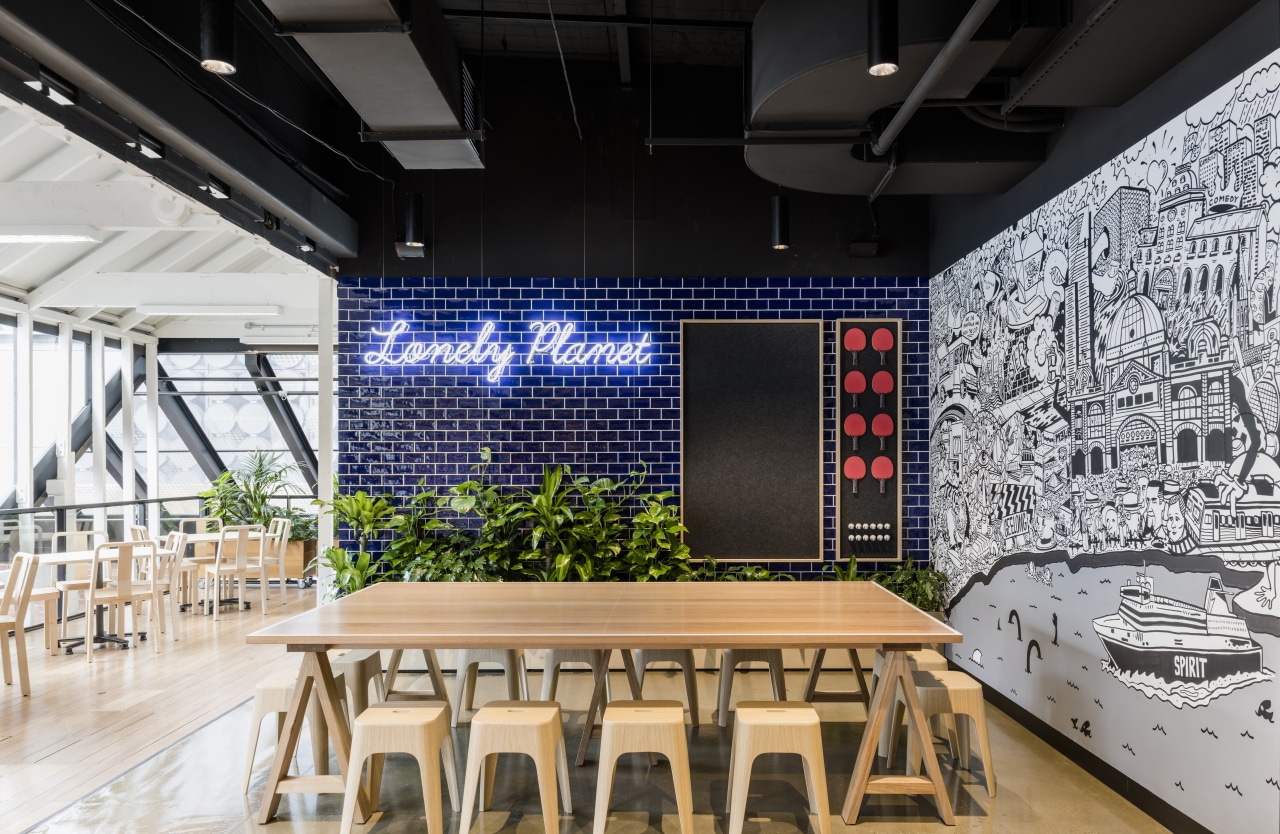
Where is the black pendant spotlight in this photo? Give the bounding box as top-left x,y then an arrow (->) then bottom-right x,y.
396,192 -> 428,258
867,0 -> 899,77
771,193 -> 790,251
199,0 -> 237,75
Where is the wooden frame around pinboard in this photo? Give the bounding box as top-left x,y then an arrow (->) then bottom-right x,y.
679,319 -> 824,562
836,318 -> 903,563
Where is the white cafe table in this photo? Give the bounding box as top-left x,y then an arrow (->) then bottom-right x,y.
247,581 -> 963,826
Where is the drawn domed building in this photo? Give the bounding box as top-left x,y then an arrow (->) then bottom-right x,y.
1103,294 -> 1169,467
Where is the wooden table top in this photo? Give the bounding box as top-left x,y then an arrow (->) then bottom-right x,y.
247,581 -> 961,651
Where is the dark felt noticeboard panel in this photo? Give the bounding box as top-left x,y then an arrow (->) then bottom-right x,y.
680,320 -> 822,561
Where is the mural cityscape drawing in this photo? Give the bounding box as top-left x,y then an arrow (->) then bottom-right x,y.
933,57 -> 1280,618
932,51 -> 1280,834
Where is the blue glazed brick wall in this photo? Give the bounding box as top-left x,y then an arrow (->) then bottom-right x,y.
337,276 -> 930,576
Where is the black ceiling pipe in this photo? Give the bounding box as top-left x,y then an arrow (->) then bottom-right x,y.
200,0 -> 237,75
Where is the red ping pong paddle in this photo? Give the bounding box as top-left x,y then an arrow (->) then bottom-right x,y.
844,327 -> 867,364
872,327 -> 894,364
872,455 -> 894,493
844,456 -> 866,494
872,370 -> 894,407
844,413 -> 867,450
845,370 -> 867,407
872,413 -> 894,450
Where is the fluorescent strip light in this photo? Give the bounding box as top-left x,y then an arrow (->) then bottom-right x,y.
239,335 -> 321,346
0,225 -> 102,243
136,305 -> 280,317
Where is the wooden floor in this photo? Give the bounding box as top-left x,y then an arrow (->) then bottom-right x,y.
0,585 -> 314,834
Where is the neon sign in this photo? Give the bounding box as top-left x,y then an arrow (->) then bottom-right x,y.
363,319 -> 653,382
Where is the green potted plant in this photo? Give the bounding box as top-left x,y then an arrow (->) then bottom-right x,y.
199,450 -> 319,579
871,559 -> 948,615
311,486 -> 396,598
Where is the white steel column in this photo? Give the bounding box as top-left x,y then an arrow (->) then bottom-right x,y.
56,323 -> 75,518
120,337 -> 136,508
145,342 -> 160,535
90,330 -> 106,530
317,274 -> 336,603
15,312 -> 34,551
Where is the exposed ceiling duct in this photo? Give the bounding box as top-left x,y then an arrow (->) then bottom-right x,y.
746,0 -> 1258,197
262,0 -> 482,170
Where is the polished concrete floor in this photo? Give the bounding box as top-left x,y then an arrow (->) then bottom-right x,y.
26,667 -> 1170,834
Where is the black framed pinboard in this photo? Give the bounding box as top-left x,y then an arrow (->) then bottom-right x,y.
836,318 -> 903,562
680,319 -> 823,562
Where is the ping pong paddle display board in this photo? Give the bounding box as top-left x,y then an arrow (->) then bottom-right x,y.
836,318 -> 902,562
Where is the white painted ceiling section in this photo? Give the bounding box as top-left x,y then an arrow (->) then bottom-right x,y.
0,90 -> 327,343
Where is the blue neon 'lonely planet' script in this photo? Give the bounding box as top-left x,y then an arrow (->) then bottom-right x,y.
364,320 -> 654,382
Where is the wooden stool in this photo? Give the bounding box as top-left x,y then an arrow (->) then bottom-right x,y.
889,670 -> 996,797
29,586 -> 61,657
541,648 -> 612,702
453,649 -> 529,727
872,649 -> 949,757
243,669 -> 347,793
726,702 -> 830,834
339,702 -> 460,834
593,700 -> 694,834
633,649 -> 700,726
458,700 -> 572,834
717,649 -> 786,727
385,648 -> 451,707
333,649 -> 387,718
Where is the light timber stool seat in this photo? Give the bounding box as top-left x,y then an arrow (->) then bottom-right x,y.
458,700 -> 572,834
339,701 -> 459,834
726,702 -> 831,834
453,649 -> 529,727
541,648 -> 612,703
243,668 -> 348,793
332,649 -> 387,718
872,649 -> 949,757
717,649 -> 786,727
593,700 -> 694,834
633,649 -> 700,726
889,670 -> 996,798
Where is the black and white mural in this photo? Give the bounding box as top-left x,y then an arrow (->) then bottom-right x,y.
932,52 -> 1280,834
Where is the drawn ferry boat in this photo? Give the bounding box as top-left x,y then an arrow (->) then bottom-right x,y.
1092,573 -> 1263,683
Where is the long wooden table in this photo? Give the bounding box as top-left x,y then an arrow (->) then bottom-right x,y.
247,581 -> 962,826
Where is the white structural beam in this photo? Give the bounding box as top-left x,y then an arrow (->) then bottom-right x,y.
54,272 -> 320,308
0,294 -> 158,344
25,230 -> 164,309
187,237 -> 261,273
145,341 -> 159,534
317,273 -> 335,603
114,310 -> 150,333
91,330 -> 106,529
74,307 -> 103,322
0,182 -> 223,230
121,336 -> 135,505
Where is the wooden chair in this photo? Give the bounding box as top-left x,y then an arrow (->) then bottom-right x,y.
458,700 -> 572,834
176,517 -> 220,561
332,649 -> 388,718
340,702 -> 459,834
128,525 -> 150,543
726,702 -> 830,834
889,670 -> 996,798
0,553 -> 39,695
141,534 -> 184,644
593,700 -> 694,834
201,525 -> 266,620
244,668 -> 348,793
260,518 -> 291,607
158,531 -> 197,615
540,649 -> 612,703
51,530 -> 107,646
86,541 -> 159,663
633,649 -> 700,726
452,649 -> 529,727
717,649 -> 786,727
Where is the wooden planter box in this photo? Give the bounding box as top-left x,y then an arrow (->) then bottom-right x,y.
284,540 -> 317,579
